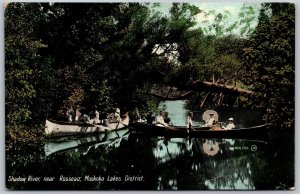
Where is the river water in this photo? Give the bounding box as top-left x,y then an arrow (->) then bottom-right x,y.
6,101 -> 294,190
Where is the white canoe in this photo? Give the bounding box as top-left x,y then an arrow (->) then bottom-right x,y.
45,116 -> 129,137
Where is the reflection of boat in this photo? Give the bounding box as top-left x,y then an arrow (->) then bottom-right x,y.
44,128 -> 130,156
130,122 -> 269,140
192,138 -> 268,158
202,139 -> 220,156
150,136 -> 267,167
45,116 -> 129,137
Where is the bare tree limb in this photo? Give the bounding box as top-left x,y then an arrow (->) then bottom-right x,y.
185,80 -> 255,96
141,91 -> 195,100
200,93 -> 210,108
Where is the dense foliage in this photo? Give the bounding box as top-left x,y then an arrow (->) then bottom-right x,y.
5,3 -> 294,133
243,3 -> 295,130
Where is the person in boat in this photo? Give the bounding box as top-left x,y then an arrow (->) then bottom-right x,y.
78,107 -> 91,123
88,105 -> 100,124
186,111 -> 194,129
224,117 -> 235,130
155,111 -> 168,127
113,103 -> 121,115
70,105 -> 81,122
164,112 -> 172,125
132,109 -> 141,122
116,108 -> 123,122
206,113 -> 217,126
64,106 -> 74,122
108,107 -> 122,123
146,112 -> 155,124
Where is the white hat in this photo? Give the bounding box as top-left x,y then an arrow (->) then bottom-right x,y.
228,118 -> 234,121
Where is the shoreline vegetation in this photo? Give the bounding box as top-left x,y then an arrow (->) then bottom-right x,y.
6,126 -> 45,150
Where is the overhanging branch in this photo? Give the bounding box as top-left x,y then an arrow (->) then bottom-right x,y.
143,91 -> 195,100
185,81 -> 255,96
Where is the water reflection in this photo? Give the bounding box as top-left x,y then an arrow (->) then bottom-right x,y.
153,138 -> 193,164
45,128 -> 130,156
7,130 -> 269,190
151,137 -> 266,190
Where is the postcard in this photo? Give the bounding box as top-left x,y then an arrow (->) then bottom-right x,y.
5,2 -> 295,190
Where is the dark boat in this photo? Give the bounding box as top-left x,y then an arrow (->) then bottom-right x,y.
130,122 -> 269,141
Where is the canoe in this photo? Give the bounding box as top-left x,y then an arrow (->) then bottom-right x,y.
45,116 -> 129,137
130,122 -> 269,140
44,128 -> 130,156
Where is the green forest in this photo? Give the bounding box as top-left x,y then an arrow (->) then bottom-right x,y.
5,3 -> 294,141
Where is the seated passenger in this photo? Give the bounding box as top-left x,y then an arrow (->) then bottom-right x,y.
78,108 -> 90,123
164,112 -> 172,125
88,105 -> 100,124
132,109 -> 141,122
64,106 -> 74,122
155,111 -> 168,127
70,105 -> 82,122
112,103 -> 120,114
186,112 -> 194,129
146,112 -> 155,124
224,118 -> 235,130
206,113 -> 217,126
107,108 -> 122,123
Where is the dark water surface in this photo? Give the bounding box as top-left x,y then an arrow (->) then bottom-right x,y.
6,101 -> 294,190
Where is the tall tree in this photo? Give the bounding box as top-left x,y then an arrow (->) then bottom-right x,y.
5,3 -> 52,126
242,3 -> 295,129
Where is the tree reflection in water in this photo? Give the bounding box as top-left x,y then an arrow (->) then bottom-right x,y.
6,132 -> 269,190
152,137 -> 266,190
